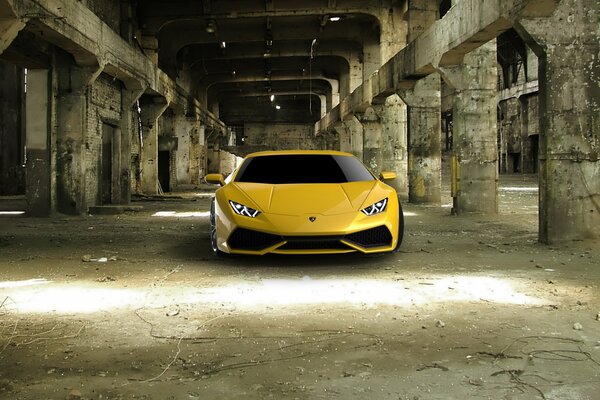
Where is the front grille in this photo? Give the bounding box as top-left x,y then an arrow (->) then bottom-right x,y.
345,226 -> 392,248
279,238 -> 350,250
227,228 -> 282,251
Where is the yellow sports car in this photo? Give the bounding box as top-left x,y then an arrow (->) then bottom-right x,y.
205,150 -> 403,256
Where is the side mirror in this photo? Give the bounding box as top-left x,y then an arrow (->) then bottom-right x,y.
379,171 -> 397,181
205,173 -> 225,186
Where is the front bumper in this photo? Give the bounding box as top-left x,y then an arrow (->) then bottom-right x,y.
216,206 -> 398,255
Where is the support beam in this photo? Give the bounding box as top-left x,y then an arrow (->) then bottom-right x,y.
516,0 -> 600,243
439,41 -> 498,214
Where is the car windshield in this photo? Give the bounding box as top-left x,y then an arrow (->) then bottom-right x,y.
234,154 -> 375,184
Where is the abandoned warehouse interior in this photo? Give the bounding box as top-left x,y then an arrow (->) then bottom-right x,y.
0,0 -> 599,398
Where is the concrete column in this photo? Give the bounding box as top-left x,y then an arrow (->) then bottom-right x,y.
380,94 -> 408,197
333,121 -> 350,153
439,41 -> 498,214
348,52 -> 363,94
139,95 -> 168,194
360,107 -> 383,176
119,84 -> 145,204
379,7 -> 407,64
191,124 -> 206,181
343,116 -> 364,161
398,74 -> 442,204
55,59 -> 102,214
516,0 -> 600,243
25,69 -> 50,216
363,35 -> 381,81
174,113 -> 196,187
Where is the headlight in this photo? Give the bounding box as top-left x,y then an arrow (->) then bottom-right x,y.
229,200 -> 261,218
361,198 -> 388,216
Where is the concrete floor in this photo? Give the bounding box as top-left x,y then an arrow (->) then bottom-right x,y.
0,175 -> 599,400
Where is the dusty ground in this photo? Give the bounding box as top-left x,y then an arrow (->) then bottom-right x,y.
0,175 -> 599,400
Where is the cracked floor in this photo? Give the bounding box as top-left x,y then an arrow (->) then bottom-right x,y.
1,174 -> 599,400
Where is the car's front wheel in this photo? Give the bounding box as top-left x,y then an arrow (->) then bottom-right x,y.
210,198 -> 227,257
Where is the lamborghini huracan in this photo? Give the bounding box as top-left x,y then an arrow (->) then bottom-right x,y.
205,150 -> 403,256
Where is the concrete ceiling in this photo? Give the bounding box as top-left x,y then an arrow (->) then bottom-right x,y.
136,0 -> 406,124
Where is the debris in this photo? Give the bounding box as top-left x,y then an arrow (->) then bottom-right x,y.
66,389 -> 82,399
435,319 -> 445,328
358,371 -> 372,378
595,312 -> 600,321
535,264 -> 543,269
166,309 -> 180,317
573,323 -> 583,331
81,255 -> 92,262
97,276 -> 116,283
416,363 -> 449,372
97,257 -> 108,263
467,378 -> 484,386
109,256 -> 118,261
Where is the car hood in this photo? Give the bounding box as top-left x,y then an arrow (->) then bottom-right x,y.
231,181 -> 378,216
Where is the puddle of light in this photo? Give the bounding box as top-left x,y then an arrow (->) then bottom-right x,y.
3,277 -> 544,314
187,276 -> 545,309
403,211 -> 418,217
4,285 -> 145,313
0,278 -> 50,289
0,211 -> 25,215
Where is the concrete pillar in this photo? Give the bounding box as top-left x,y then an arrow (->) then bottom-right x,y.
333,121 -> 350,153
380,94 -> 408,197
360,107 -> 383,176
379,7 -> 407,64
397,74 -> 442,204
319,94 -> 328,117
348,52 -> 363,94
516,0 -> 600,243
191,124 -> 206,182
55,58 -> 102,214
25,69 -> 50,216
439,41 -> 498,214
174,113 -> 196,187
343,116 -> 364,161
139,95 -> 168,194
363,35 -> 381,81
119,84 -> 145,204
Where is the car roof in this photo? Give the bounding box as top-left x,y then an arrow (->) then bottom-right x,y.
245,150 -> 355,158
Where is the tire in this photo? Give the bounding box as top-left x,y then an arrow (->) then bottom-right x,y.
210,198 -> 227,257
393,201 -> 404,252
